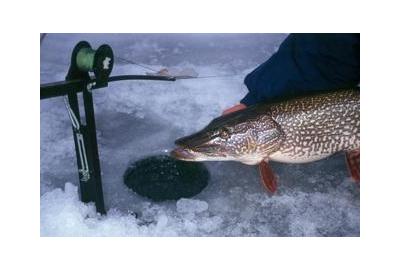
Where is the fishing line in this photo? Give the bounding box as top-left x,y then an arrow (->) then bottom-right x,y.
41,34 -> 245,80
115,55 -> 245,80
181,74 -> 244,80
116,56 -> 159,73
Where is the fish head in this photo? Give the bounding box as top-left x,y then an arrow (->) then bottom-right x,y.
171,106 -> 284,164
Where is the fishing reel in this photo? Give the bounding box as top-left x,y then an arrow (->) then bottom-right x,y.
67,41 -> 114,87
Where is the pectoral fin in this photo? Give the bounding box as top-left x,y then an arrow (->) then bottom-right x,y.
258,160 -> 277,193
346,149 -> 360,183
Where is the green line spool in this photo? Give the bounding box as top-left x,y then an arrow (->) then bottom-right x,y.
72,41 -> 114,83
76,47 -> 96,72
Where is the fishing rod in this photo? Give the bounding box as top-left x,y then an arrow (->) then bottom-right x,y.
41,74 -> 176,99
41,41 -> 177,215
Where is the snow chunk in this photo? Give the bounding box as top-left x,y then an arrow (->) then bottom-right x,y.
176,198 -> 209,214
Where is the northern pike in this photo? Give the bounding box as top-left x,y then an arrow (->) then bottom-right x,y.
171,89 -> 360,193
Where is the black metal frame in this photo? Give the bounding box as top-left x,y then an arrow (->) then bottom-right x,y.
41,41 -> 176,214
40,75 -> 175,100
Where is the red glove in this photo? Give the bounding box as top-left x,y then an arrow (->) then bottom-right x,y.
222,103 -> 247,115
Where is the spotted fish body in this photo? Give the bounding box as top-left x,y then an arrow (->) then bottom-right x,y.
171,89 -> 360,179
267,90 -> 359,163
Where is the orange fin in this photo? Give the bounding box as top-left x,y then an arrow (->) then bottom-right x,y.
346,149 -> 360,183
258,160 -> 277,193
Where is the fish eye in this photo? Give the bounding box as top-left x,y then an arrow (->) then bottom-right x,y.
220,128 -> 230,139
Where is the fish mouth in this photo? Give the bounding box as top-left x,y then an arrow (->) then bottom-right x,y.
170,147 -> 197,160
172,133 -> 227,161
171,144 -> 228,161
171,133 -> 210,161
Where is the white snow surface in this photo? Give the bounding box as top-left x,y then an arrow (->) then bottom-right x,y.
40,34 -> 359,236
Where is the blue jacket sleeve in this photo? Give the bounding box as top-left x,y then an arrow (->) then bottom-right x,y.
241,33 -> 360,106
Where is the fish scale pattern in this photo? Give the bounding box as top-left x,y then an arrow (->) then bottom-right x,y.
269,90 -> 359,163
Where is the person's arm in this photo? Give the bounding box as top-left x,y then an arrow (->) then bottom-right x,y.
239,33 -> 360,107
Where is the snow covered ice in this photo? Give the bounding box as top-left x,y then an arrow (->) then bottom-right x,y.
176,198 -> 209,214
40,34 -> 360,236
